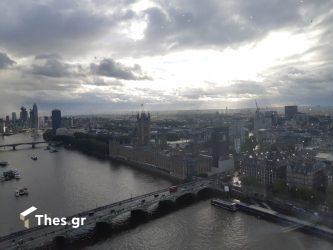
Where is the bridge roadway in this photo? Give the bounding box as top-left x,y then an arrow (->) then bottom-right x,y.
0,141 -> 48,150
0,178 -> 219,249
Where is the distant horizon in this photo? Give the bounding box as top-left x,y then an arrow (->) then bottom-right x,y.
2,103 -> 333,118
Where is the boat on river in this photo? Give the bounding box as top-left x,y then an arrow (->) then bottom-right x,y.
211,199 -> 237,212
1,169 -> 20,181
31,156 -> 38,161
0,161 -> 8,167
15,187 -> 28,197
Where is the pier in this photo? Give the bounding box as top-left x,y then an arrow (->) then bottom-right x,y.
234,201 -> 333,240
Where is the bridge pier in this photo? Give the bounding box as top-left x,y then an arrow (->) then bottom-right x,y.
130,209 -> 148,224
175,192 -> 196,207
12,145 -> 16,150
95,222 -> 113,235
32,144 -> 35,149
53,235 -> 69,248
154,200 -> 175,216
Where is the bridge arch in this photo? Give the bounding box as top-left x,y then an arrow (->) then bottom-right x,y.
95,221 -> 112,234
196,187 -> 216,200
154,199 -> 175,216
130,209 -> 148,224
175,192 -> 196,207
53,235 -> 69,248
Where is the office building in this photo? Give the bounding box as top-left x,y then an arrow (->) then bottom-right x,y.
285,105 -> 298,120
31,103 -> 38,130
12,112 -> 17,122
240,151 -> 288,186
20,106 -> 28,125
51,109 -> 62,134
287,160 -> 327,191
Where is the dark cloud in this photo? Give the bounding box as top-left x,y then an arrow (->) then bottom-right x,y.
0,0 -> 331,58
31,58 -> 73,78
29,53 -> 87,78
0,52 -> 16,69
0,0 -> 135,56
260,63 -> 333,106
90,58 -> 151,80
138,0 -> 331,54
35,54 -> 62,60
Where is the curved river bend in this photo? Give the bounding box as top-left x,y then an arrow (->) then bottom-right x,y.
0,133 -> 332,249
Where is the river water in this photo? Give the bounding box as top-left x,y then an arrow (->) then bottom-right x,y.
0,133 -> 332,250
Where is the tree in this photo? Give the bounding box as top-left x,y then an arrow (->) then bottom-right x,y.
272,180 -> 288,196
53,133 -> 109,157
291,187 -> 320,203
43,129 -> 54,141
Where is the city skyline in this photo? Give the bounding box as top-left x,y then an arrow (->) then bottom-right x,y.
0,86 -> 333,248
0,0 -> 333,114
1,102 -> 333,118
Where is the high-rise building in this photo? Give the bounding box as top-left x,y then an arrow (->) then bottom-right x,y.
211,126 -> 230,168
20,106 -> 28,121
51,109 -> 61,134
20,106 -> 28,127
254,109 -> 272,134
285,105 -> 298,120
12,112 -> 17,122
31,103 -> 38,130
29,109 -> 33,128
5,115 -> 10,124
0,119 -> 6,133
44,116 -> 50,127
136,111 -> 150,145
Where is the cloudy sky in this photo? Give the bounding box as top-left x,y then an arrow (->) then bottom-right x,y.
0,0 -> 332,115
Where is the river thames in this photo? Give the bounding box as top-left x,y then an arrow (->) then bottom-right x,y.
1,133 -> 333,249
